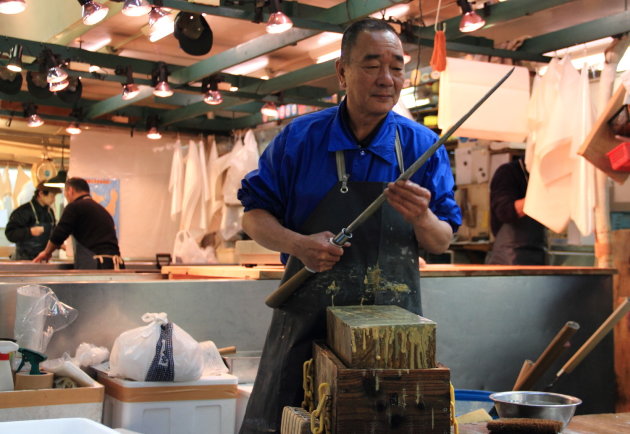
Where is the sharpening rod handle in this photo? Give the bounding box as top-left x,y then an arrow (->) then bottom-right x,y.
557,297 -> 630,377
265,267 -> 315,308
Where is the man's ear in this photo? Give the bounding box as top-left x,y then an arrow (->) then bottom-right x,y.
335,59 -> 347,90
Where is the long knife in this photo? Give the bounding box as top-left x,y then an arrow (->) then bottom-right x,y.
265,67 -> 516,308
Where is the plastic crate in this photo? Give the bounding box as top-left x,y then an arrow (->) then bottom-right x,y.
454,389 -> 494,417
96,371 -> 237,434
606,142 -> 630,171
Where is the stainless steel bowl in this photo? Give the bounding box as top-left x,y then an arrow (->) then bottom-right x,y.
490,391 -> 582,429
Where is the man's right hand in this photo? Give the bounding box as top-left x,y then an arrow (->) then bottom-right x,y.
30,226 -> 44,237
296,231 -> 346,272
33,251 -> 51,263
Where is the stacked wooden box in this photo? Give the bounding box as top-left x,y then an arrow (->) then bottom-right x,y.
284,305 -> 451,434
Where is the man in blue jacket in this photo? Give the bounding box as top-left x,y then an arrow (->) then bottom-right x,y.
237,18 -> 461,433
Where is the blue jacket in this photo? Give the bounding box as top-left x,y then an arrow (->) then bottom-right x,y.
238,105 -> 461,244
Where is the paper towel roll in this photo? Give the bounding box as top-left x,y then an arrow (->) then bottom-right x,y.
14,285 -> 49,352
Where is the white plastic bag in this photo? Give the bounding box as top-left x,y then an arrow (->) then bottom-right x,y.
109,312 -> 204,382
172,230 -> 217,264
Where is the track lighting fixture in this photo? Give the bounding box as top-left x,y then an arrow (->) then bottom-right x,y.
457,0 -> 485,33
78,0 -> 109,25
146,115 -> 162,140
66,107 -> 83,135
121,0 -> 150,17
49,79 -> 69,93
149,3 -> 172,28
23,103 -> 44,128
116,66 -> 140,100
0,0 -> 26,14
7,45 -> 23,72
44,144 -> 67,188
43,50 -> 68,84
261,101 -> 278,117
152,62 -> 173,98
202,76 -> 223,105
266,0 -> 293,34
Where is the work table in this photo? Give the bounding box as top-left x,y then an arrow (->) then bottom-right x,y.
460,413 -> 630,433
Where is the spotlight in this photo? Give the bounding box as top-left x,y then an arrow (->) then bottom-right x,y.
0,0 -> 26,14
7,45 -> 23,72
78,0 -> 109,25
117,66 -> 140,100
23,103 -> 44,127
261,101 -> 278,117
202,76 -> 223,105
266,0 -> 292,34
149,6 -> 171,28
66,121 -> 82,135
66,107 -> 83,135
457,0 -> 485,33
43,50 -> 68,84
121,0 -> 150,17
49,78 -> 69,92
146,115 -> 162,140
152,62 -> 173,98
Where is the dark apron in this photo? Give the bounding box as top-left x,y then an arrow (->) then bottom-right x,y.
240,139 -> 421,433
14,202 -> 54,260
486,216 -> 546,265
73,238 -> 99,269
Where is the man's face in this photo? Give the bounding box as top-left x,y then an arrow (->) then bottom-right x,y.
336,30 -> 405,121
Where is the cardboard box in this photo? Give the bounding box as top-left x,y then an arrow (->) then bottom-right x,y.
0,382 -> 104,422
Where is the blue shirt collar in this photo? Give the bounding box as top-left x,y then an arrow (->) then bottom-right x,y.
328,101 -> 399,164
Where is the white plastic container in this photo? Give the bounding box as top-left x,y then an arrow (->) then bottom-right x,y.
0,417 -> 117,433
235,383 -> 253,434
97,371 -> 237,434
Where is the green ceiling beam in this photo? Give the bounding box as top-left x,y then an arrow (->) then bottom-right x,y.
415,0 -> 574,41
85,86 -> 155,119
161,96 -> 246,125
47,1 -> 124,46
315,0 -> 409,25
169,28 -> 320,85
519,11 -> 630,53
239,60 -> 337,95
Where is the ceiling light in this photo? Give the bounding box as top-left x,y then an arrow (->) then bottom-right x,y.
7,44 -> 23,72
78,0 -> 109,26
261,101 -> 278,117
152,62 -> 173,97
229,85 -> 239,92
66,121 -> 82,135
146,115 -> 162,140
24,103 -> 44,127
47,65 -> 68,84
266,0 -> 292,34
49,79 -> 69,92
122,83 -> 140,100
122,0 -> 150,17
149,6 -> 171,28
147,7 -> 174,42
0,0 -> 26,14
202,76 -> 223,105
44,170 -> 67,188
457,0 -> 485,33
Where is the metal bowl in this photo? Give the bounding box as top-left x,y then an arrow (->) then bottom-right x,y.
490,391 -> 582,429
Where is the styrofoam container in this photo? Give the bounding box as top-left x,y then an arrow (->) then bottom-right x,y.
0,417 -> 117,433
454,389 -> 494,417
235,383 -> 253,434
97,371 -> 237,434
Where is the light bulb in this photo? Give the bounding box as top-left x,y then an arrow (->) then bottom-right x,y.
82,1 -> 109,25
153,81 -> 173,98
203,90 -> 223,105
27,114 -> 44,127
147,127 -> 162,140
66,121 -> 82,135
0,0 -> 26,14
122,0 -> 150,17
266,11 -> 293,34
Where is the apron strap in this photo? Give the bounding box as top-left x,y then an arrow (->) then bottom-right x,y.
93,254 -> 125,271
335,128 -> 404,194
29,201 -> 40,225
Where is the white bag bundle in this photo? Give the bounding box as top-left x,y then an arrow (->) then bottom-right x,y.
109,312 -> 204,382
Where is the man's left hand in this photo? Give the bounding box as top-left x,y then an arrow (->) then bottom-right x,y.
384,180 -> 431,226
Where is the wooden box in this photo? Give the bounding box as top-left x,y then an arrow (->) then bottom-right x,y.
313,343 -> 451,434
327,305 -> 436,369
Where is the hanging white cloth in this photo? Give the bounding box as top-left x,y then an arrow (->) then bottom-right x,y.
168,140 -> 184,221
569,67 -> 597,236
524,57 -> 578,233
180,140 -> 202,232
12,165 -> 32,209
0,166 -> 11,211
196,139 -> 209,231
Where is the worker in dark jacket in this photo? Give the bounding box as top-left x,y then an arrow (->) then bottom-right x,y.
5,182 -> 61,260
33,177 -> 124,269
486,157 -> 547,265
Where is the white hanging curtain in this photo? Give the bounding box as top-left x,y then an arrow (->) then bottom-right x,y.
168,139 -> 184,222
0,166 -> 12,211
180,140 -> 202,232
12,165 -> 32,208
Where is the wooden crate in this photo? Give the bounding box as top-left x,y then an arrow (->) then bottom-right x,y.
313,343 -> 451,434
327,305 -> 436,369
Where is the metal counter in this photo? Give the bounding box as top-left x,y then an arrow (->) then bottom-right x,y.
0,270 -> 615,415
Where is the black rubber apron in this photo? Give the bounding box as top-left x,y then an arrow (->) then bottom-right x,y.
240,133 -> 421,433
14,201 -> 55,260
